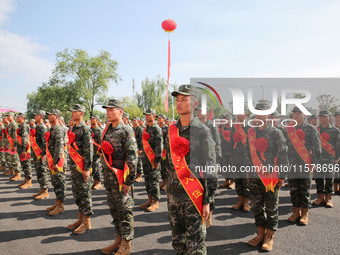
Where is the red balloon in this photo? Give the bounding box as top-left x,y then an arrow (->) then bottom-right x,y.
162,19 -> 177,32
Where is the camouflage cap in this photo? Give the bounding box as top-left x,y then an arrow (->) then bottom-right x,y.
171,84 -> 199,98
143,108 -> 156,115
47,109 -> 61,117
308,114 -> 317,119
270,111 -> 279,117
133,116 -> 140,121
35,110 -> 46,116
102,99 -> 124,109
123,112 -> 130,119
292,106 -> 303,113
255,103 -> 269,110
319,110 -> 329,117
69,104 -> 85,112
44,119 -> 49,123
334,112 -> 340,116
157,114 -> 166,119
140,117 -> 145,122
5,112 -> 14,116
90,115 -> 99,120
16,112 -> 26,118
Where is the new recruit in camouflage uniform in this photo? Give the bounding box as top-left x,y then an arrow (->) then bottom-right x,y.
141,109 -> 163,202
32,112 -> 49,190
91,123 -> 103,182
16,114 -> 32,180
133,117 -> 144,176
47,112 -> 67,202
6,112 -> 21,174
68,105 -> 94,216
315,113 -> 340,195
165,85 -> 217,255
283,112 -> 322,209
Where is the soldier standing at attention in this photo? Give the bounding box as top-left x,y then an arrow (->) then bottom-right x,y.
139,118 -> 146,129
334,112 -> 340,195
16,113 -> 33,189
165,84 -> 216,254
2,114 -> 12,176
90,115 -> 103,190
283,106 -> 321,225
246,103 -> 288,252
29,119 -> 36,129
67,104 -> 93,235
6,112 -> 22,181
139,108 -> 163,212
157,113 -> 169,191
31,110 -> 50,200
132,116 -> 144,182
312,110 -> 340,208
45,109 -> 67,216
100,99 -> 137,255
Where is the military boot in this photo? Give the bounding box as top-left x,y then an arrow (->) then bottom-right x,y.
232,196 -> 244,210
74,215 -> 91,235
92,179 -> 102,190
10,172 -> 21,181
135,173 -> 142,182
288,207 -> 300,223
146,200 -> 159,212
20,178 -> 32,189
35,189 -> 49,200
46,199 -> 58,212
102,236 -> 122,254
140,196 -> 152,209
18,178 -> 27,187
262,229 -> 275,251
49,200 -> 64,216
116,239 -> 131,255
248,227 -> 266,246
325,194 -> 333,208
67,212 -> 83,230
243,197 -> 250,212
3,167 -> 13,176
299,208 -> 309,225
32,188 -> 43,199
219,179 -> 230,188
312,193 -> 325,206
0,165 -> 6,171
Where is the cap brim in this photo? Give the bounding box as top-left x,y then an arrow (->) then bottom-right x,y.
171,91 -> 192,97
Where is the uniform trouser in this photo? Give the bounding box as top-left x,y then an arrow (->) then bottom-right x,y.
5,151 -> 11,167
207,177 -> 218,211
167,182 -> 207,255
234,178 -> 250,198
288,176 -> 312,209
143,162 -> 160,201
20,158 -> 32,179
314,161 -> 335,194
249,178 -> 279,231
0,150 -> 5,166
103,167 -> 134,241
70,168 -> 93,216
34,158 -> 49,189
160,159 -> 168,180
92,155 -> 102,181
136,156 -> 143,174
334,167 -> 340,184
10,152 -> 21,173
51,170 -> 66,202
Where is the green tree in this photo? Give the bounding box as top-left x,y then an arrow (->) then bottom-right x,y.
317,94 -> 339,113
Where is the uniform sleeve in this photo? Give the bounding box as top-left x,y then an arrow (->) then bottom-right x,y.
21,125 -> 29,150
310,126 -> 322,164
276,129 -> 289,179
335,129 -> 340,160
137,127 -> 143,151
40,125 -> 47,156
154,126 -> 163,164
124,128 -> 138,186
83,126 -> 93,171
212,126 -> 222,164
53,129 -> 65,165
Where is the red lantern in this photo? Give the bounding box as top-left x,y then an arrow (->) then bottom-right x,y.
162,19 -> 177,32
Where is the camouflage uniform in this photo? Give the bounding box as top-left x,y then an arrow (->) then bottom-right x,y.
335,123 -> 340,184
48,121 -> 67,202
133,122 -> 143,176
91,125 -> 103,182
160,122 -> 169,181
101,116 -> 138,241
315,123 -> 340,194
248,124 -> 288,231
283,120 -> 322,208
2,122 -> 11,168
17,119 -> 32,180
69,119 -> 93,216
0,123 -> 6,168
141,115 -> 163,202
32,120 -> 49,190
6,115 -> 21,173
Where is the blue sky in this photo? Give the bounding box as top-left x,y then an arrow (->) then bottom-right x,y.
1,0 -> 340,111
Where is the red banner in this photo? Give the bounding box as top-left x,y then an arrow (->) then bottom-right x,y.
143,128 -> 156,167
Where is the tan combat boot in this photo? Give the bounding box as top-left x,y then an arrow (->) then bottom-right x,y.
49,200 -> 64,216
32,188 -> 43,199
18,178 -> 27,187
206,211 -> 213,228
92,179 -> 102,190
46,199 -> 58,212
219,179 -> 230,188
325,194 -> 333,208
232,196 -> 244,210
3,167 -> 13,176
146,200 -> 159,212
10,172 -> 21,181
287,207 -> 301,223
135,173 -> 142,182
116,239 -> 131,255
228,180 -> 235,189
299,208 -> 309,225
140,196 -> 152,209
243,197 -> 250,212
102,236 -> 122,254
74,215 -> 91,235
248,226 -> 266,246
312,193 -> 325,206
35,189 -> 49,200
0,165 -> 6,171
20,179 -> 32,189
262,229 -> 275,251
67,212 -> 83,230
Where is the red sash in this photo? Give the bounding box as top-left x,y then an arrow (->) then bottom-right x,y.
286,126 -> 312,170
46,139 -> 65,175
68,128 -> 86,174
6,127 -> 17,154
92,138 -> 101,154
317,128 -> 335,157
17,131 -> 31,161
169,124 -> 205,223
101,125 -> 130,191
143,128 -> 156,167
234,124 -> 247,147
162,149 -> 166,160
30,133 -> 43,160
248,128 -> 278,192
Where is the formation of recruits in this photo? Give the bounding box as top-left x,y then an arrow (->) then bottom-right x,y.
1,84 -> 340,254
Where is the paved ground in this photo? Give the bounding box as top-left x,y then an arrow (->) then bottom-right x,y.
0,169 -> 339,255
